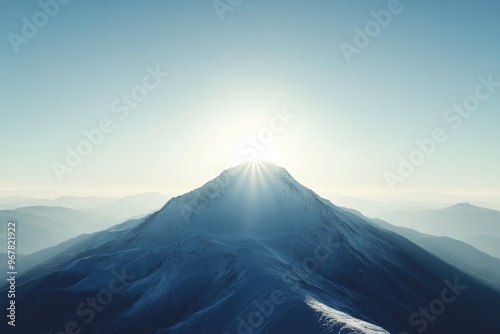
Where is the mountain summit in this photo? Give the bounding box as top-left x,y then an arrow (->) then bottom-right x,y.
4,162 -> 500,334
154,161 -> 333,237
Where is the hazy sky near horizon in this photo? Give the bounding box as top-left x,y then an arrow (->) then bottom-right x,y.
1,0 -> 499,198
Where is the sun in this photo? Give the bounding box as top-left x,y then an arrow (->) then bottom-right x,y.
254,145 -> 278,163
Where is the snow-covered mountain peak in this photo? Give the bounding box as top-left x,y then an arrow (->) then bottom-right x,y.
215,160 -> 300,191
142,161 -> 329,240
161,161 -> 311,218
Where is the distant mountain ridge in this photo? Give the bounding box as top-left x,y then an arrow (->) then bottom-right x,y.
0,192 -> 169,220
0,206 -> 119,254
465,235 -> 500,259
374,203 -> 500,243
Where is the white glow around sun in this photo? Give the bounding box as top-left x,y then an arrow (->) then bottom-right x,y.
257,146 -> 278,163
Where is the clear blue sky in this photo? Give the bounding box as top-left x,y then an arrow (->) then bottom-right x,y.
1,0 -> 499,198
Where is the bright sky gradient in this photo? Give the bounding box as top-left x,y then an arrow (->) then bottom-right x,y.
1,0 -> 499,198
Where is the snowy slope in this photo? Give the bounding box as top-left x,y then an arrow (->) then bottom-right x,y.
4,162 -> 500,334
